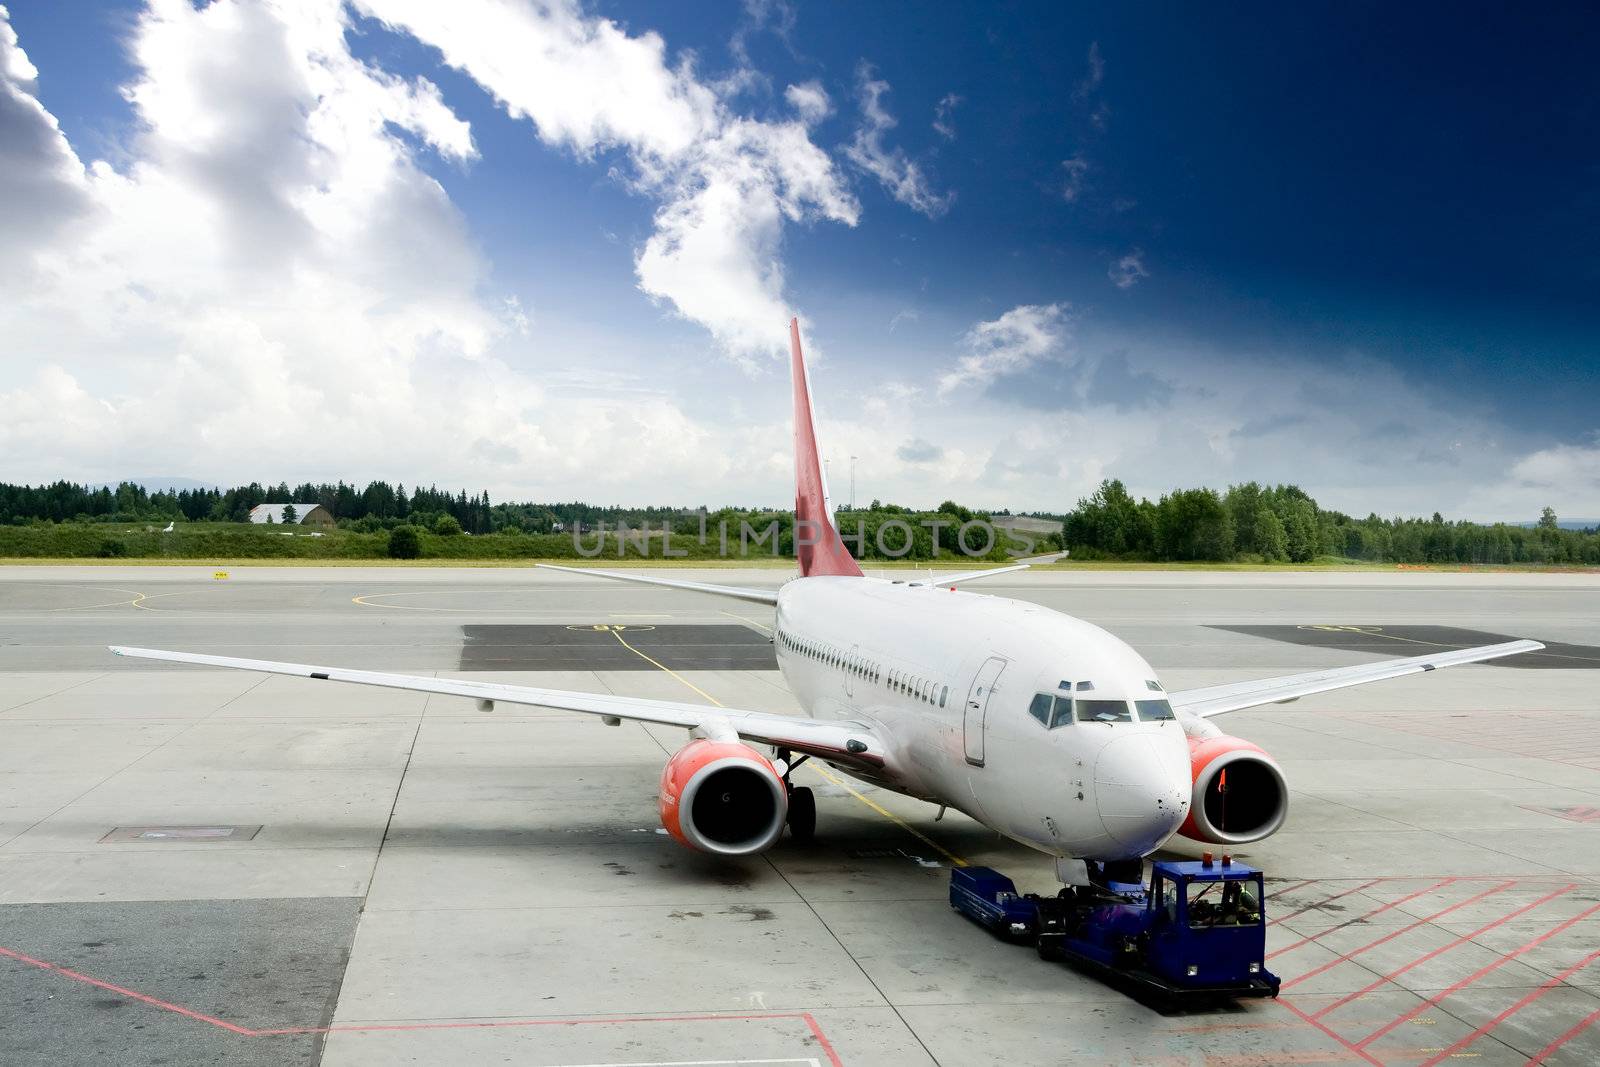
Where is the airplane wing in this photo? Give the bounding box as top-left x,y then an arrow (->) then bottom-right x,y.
534,562 -> 780,605
108,645 -> 883,769
1168,639 -> 1543,719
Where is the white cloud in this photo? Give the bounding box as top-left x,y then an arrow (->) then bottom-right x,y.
357,0 -> 858,362
937,303 -> 1071,396
932,92 -> 961,140
1074,42 -> 1103,101
0,5 -> 91,271
844,63 -> 952,218
784,80 -> 831,125
1509,444 -> 1600,495
1109,248 -> 1149,289
1060,154 -> 1089,202
0,0 -> 775,496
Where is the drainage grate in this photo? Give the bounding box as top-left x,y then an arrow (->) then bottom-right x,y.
101,825 -> 262,843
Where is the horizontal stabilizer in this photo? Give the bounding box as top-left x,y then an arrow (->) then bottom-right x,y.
535,563 -> 779,605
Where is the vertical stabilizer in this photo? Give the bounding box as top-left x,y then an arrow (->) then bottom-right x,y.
790,319 -> 864,578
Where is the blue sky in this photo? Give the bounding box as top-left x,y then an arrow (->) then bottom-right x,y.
1,1 -> 1596,519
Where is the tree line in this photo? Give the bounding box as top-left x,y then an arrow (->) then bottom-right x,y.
1062,480 -> 1599,565
3,477 -> 1596,565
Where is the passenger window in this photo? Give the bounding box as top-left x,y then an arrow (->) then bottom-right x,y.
1135,699 -> 1176,721
939,685 -> 948,707
1050,695 -> 1074,728
1077,699 -> 1133,723
1028,693 -> 1053,726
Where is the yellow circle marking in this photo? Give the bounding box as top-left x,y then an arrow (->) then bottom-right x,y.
351,591 -> 495,612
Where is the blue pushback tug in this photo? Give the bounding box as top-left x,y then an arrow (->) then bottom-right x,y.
949,856 -> 1280,1005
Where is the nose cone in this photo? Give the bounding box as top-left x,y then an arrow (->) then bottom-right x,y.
1095,733 -> 1190,854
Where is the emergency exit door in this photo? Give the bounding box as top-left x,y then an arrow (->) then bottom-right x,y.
963,656 -> 1007,766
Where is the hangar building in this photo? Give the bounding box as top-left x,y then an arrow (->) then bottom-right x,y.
248,502 -> 335,527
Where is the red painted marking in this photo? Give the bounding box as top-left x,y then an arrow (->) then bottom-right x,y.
1274,878 -> 1383,925
1417,942 -> 1600,1067
802,1011 -> 845,1067
1525,1004 -> 1600,1065
1278,996 -> 1385,1067
1269,878 -> 1455,960
1,941 -> 844,1062
1314,883 -> 1574,1022
1359,899 -> 1600,1050
1522,805 -> 1600,824
1273,879 -> 1320,897
1286,880 -> 1516,994
0,944 -> 254,1035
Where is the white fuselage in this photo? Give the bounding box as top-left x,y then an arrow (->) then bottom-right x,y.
773,576 -> 1193,861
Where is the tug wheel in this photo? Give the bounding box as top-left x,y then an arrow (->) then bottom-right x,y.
787,786 -> 816,842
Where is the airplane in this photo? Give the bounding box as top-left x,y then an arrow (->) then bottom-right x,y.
110,319 -> 1542,888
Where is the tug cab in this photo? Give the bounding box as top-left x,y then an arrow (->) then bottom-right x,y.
950,854 -> 1279,1005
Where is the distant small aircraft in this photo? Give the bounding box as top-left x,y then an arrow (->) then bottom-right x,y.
112,319 -> 1540,889
161,522 -> 174,533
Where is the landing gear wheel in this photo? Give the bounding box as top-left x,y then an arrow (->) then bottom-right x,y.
787,786 -> 816,842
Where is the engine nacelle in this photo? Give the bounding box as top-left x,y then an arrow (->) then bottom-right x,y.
659,739 -> 788,855
1178,735 -> 1289,845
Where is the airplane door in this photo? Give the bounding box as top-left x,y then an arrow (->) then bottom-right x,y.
963,656 -> 1007,767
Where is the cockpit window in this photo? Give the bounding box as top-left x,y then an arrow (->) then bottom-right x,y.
1145,680 -> 1164,692
1029,693 -> 1076,728
1077,699 -> 1133,723
1135,699 -> 1176,721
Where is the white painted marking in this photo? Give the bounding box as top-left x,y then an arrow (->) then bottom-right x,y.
549,1060 -> 819,1067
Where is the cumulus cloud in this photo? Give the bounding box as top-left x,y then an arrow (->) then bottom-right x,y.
937,303 -> 1071,396
1109,248 -> 1149,289
0,0 -> 784,495
844,63 -> 952,218
0,6 -> 91,268
896,437 -> 943,463
784,80 -> 831,125
1510,443 -> 1600,494
357,0 -> 857,363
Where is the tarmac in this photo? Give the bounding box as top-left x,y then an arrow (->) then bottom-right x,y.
2,564 -> 1598,1066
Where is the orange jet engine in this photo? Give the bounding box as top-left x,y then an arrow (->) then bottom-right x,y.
1177,735 -> 1289,845
659,739 -> 788,855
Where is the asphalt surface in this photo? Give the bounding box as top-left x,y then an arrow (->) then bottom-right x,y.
2,564 -> 1598,1066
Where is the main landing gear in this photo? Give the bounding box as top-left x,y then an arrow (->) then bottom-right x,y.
776,749 -> 816,843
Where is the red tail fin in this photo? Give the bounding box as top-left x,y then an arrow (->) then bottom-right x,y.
790,319 -> 863,578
